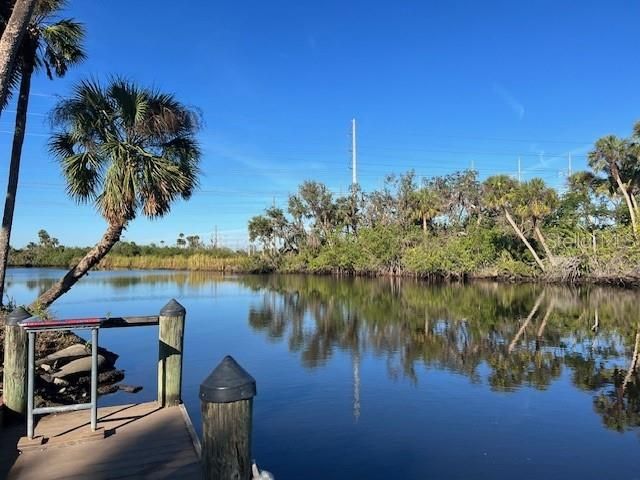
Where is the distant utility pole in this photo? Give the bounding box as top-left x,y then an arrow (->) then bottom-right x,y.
568,153 -> 572,177
517,157 -> 522,182
214,225 -> 218,248
470,159 -> 475,171
351,118 -> 357,185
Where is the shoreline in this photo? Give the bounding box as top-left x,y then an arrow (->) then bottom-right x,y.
7,262 -> 640,289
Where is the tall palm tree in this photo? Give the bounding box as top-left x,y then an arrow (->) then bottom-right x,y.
31,78 -> 201,309
588,135 -> 637,235
483,175 -> 546,271
0,0 -> 85,305
0,0 -> 38,113
410,186 -> 440,233
516,179 -> 558,267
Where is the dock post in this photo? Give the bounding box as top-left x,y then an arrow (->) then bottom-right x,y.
3,307 -> 31,416
158,299 -> 186,406
200,356 -> 256,480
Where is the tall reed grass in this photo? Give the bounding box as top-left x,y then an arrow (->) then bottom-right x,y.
100,254 -> 253,272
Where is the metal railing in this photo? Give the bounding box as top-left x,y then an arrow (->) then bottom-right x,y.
15,300 -> 183,440
21,318 -> 102,438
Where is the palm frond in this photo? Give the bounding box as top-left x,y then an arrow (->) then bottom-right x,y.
39,18 -> 86,79
33,0 -> 68,19
107,78 -> 148,130
51,78 -> 202,222
50,132 -> 104,202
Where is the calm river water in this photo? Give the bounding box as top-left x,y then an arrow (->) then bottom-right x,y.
5,268 -> 640,479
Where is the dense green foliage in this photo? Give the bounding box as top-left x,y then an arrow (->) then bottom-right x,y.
248,122 -> 640,284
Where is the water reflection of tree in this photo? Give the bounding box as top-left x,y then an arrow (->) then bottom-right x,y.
240,275 -> 640,432
14,270 -> 229,292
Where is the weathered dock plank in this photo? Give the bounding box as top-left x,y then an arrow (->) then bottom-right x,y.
6,401 -> 202,479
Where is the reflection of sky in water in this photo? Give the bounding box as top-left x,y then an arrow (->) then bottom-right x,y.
5,268 -> 640,480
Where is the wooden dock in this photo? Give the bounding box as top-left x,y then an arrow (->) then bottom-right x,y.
0,302 -> 261,479
4,402 -> 203,479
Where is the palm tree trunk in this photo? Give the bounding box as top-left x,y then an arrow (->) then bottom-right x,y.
0,0 -> 37,114
0,61 -> 33,305
30,221 -> 126,310
504,208 -> 546,271
631,193 -> 640,228
533,224 -> 556,267
612,168 -> 637,235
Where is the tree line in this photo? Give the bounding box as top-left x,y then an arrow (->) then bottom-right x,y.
248,122 -> 640,283
8,229 -> 244,268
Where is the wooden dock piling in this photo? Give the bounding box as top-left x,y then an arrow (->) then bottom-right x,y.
200,355 -> 257,480
2,306 -> 31,416
158,298 -> 186,407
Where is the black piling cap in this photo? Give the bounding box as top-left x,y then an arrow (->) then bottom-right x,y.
160,298 -> 186,317
6,306 -> 31,326
200,355 -> 257,403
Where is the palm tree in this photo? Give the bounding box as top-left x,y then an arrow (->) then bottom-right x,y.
483,175 -> 546,271
0,0 -> 38,113
410,187 -> 440,233
516,179 -> 558,266
0,0 -> 85,305
588,135 -> 637,234
31,78 -> 201,309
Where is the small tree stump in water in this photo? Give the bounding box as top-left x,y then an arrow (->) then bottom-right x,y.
200,355 -> 257,480
157,299 -> 186,406
3,307 -> 30,416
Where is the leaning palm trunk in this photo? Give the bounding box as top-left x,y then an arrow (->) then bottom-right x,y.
30,221 -> 126,310
504,208 -> 546,271
612,169 -> 637,235
0,0 -> 37,113
0,60 -> 33,304
533,224 -> 556,267
631,194 -> 640,229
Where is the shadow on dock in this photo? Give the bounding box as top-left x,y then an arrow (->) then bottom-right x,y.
0,417 -> 22,479
3,402 -> 202,479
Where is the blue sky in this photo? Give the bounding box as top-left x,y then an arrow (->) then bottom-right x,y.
1,0 -> 639,248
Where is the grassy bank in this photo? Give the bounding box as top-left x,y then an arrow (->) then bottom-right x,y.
7,224 -> 640,287
98,253 -> 254,272
8,240 -> 259,273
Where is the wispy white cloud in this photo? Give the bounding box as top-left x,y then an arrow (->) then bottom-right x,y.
200,139 -> 316,191
492,83 -> 525,120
